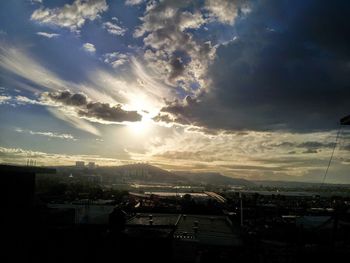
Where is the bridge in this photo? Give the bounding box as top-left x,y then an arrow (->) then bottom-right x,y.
204,191 -> 227,203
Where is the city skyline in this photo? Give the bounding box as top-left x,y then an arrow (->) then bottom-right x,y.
1,0 -> 350,183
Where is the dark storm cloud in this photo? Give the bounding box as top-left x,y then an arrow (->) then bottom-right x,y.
168,57 -> 185,80
48,90 -> 88,106
152,113 -> 174,124
302,149 -> 318,154
155,95 -> 198,125
79,102 -> 141,122
340,144 -> 350,151
298,141 -> 335,150
271,140 -> 336,153
157,0 -> 350,132
44,90 -> 142,123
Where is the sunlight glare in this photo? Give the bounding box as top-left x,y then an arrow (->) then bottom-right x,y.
128,118 -> 151,135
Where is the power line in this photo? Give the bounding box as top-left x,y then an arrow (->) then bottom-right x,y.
321,125 -> 342,185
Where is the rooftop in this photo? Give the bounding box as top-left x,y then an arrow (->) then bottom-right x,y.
127,213 -> 181,227
174,215 -> 242,247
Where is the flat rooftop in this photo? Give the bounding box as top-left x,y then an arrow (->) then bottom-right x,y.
127,213 -> 181,227
174,215 -> 242,247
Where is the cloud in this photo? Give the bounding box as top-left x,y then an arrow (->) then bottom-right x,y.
15,128 -> 76,140
0,95 -> 11,104
341,144 -> 350,151
270,140 -> 337,155
125,0 -> 143,6
47,90 -> 88,106
15,95 -> 49,106
0,42 -> 159,134
0,43 -> 71,92
134,126 -> 350,183
204,0 -> 250,25
102,18 -> 127,36
30,0 -> 108,31
134,1 -> 217,91
0,146 -> 124,166
302,149 -> 318,154
82,42 -> 96,53
102,52 -> 128,68
36,32 -> 60,38
298,141 -> 335,150
79,102 -> 141,122
153,1 -> 350,133
48,108 -> 101,136
42,90 -> 142,123
1,94 -> 50,106
154,95 -> 200,125
141,127 -> 349,181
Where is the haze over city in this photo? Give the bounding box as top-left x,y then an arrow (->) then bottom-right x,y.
1,0 -> 349,183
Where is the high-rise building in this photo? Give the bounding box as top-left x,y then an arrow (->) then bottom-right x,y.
76,161 -> 85,168
88,162 -> 95,169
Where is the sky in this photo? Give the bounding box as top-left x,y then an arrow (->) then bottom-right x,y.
0,0 -> 349,183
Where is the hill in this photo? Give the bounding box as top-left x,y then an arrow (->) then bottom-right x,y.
96,163 -> 185,183
173,171 -> 254,186
55,163 -> 254,186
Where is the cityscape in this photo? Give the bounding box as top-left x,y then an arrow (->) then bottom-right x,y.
1,0 -> 350,262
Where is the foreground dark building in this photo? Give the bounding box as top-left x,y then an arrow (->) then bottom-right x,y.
3,164 -> 350,263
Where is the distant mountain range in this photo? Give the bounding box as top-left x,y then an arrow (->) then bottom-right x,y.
60,163 -> 253,186
55,163 -> 348,187
98,163 -> 183,183
173,171 -> 254,186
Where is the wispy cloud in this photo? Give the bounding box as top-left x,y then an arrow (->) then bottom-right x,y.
0,95 -> 11,104
15,95 -> 49,105
82,43 -> 96,53
30,0 -> 108,32
204,0 -> 251,25
133,128 -> 347,182
102,52 -> 128,68
0,42 -> 147,134
125,0 -> 143,6
0,146 -> 125,166
15,128 -> 77,140
36,31 -> 60,38
103,18 -> 127,36
48,108 -> 101,136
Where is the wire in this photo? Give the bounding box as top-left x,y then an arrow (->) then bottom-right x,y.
321,125 -> 342,185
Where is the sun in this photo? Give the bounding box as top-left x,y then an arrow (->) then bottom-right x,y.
128,118 -> 151,135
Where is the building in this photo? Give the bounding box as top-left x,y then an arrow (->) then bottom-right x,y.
2,165 -> 56,262
122,213 -> 243,263
75,161 -> 85,168
123,213 -> 181,262
173,214 -> 242,262
88,162 -> 95,169
1,164 -> 55,209
82,174 -> 101,184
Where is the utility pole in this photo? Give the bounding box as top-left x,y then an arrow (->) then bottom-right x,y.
240,192 -> 243,227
